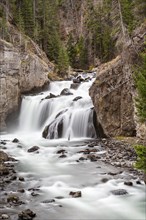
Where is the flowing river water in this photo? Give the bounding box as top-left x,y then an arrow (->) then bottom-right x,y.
0,74 -> 145,220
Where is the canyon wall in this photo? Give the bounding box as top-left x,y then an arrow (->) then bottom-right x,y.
89,22 -> 146,140
0,24 -> 54,131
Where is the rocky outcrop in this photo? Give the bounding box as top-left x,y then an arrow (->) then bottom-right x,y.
0,24 -> 54,131
90,56 -> 136,137
89,22 -> 146,139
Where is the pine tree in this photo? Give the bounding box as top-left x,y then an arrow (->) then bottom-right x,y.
134,145 -> 146,183
135,52 -> 146,122
57,44 -> 69,76
67,33 -> 77,66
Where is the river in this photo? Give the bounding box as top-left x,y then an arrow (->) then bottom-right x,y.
0,73 -> 145,220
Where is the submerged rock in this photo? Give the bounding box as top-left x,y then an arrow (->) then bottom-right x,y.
59,154 -> 67,158
73,78 -> 80,83
124,181 -> 133,186
60,88 -> 73,96
42,125 -> 49,138
12,138 -> 19,143
42,93 -> 58,100
41,199 -> 55,203
27,146 -> 40,153
111,189 -> 128,195
70,83 -> 80,90
69,191 -> 82,198
19,176 -> 25,181
57,149 -> 66,154
73,96 -> 82,102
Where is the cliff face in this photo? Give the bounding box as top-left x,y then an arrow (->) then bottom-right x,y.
0,24 -> 54,131
89,22 -> 146,139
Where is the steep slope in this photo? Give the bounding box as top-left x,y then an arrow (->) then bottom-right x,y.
89,22 -> 146,140
0,22 -> 54,131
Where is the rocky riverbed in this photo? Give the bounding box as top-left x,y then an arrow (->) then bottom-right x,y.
0,137 -> 145,220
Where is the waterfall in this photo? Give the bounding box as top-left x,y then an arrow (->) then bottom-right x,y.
18,74 -> 96,139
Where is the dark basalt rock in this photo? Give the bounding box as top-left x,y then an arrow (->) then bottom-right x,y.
73,78 -> 80,83
31,192 -> 39,197
55,109 -> 68,119
77,75 -> 85,82
136,180 -> 142,185
69,191 -> 82,198
55,196 -> 64,199
73,96 -> 82,102
18,209 -> 36,220
60,88 -> 73,96
12,138 -> 19,143
111,189 -> 128,195
19,176 -> 25,181
79,157 -> 87,161
57,149 -> 66,154
41,199 -> 55,203
42,125 -> 49,138
18,189 -> 25,193
101,178 -> 109,183
59,154 -> 67,158
42,93 -> 58,101
0,141 -> 7,145
27,146 -> 39,153
124,181 -> 133,186
70,83 -> 80,90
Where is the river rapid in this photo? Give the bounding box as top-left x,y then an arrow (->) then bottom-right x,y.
0,74 -> 145,220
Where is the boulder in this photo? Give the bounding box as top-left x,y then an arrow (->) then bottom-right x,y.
73,96 -> 82,102
73,78 -> 80,83
12,138 -> 19,143
69,191 -> 82,198
0,164 -> 9,175
70,83 -> 80,90
59,154 -> 67,158
0,151 -> 9,162
111,189 -> 128,195
60,88 -> 73,96
41,199 -> 55,203
57,149 -> 66,154
77,75 -> 85,82
18,209 -> 36,220
43,93 -> 58,100
27,146 -> 40,153
124,181 -> 133,186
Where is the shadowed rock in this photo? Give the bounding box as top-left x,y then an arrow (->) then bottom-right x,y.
60,88 -> 73,96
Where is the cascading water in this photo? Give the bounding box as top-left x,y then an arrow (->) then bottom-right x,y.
0,73 -> 145,220
18,75 -> 96,139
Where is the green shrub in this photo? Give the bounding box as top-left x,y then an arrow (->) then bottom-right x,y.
134,145 -> 146,182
